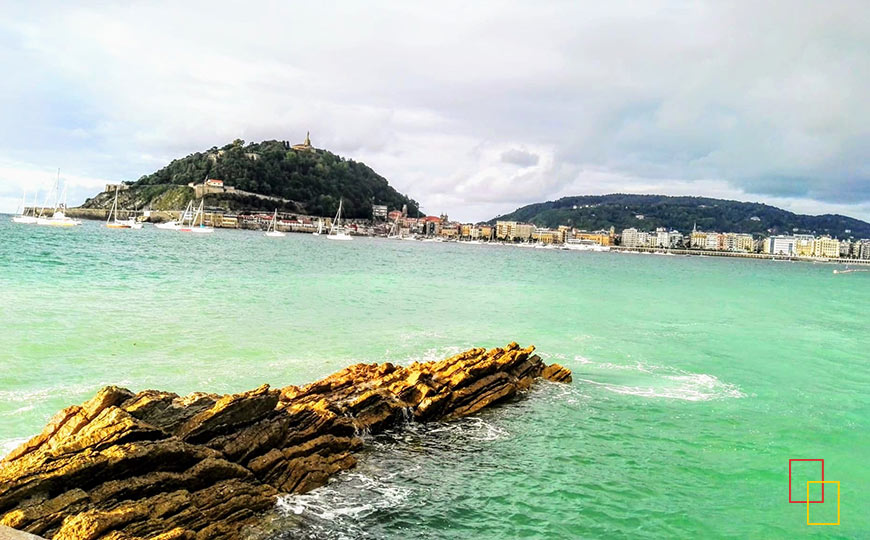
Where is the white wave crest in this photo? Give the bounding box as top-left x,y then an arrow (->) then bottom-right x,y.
425,416 -> 508,441
276,471 -> 412,535
574,356 -> 746,402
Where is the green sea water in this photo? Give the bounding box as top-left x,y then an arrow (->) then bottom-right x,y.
1,218 -> 868,539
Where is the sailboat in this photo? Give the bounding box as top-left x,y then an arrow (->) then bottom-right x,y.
36,172 -> 81,227
327,198 -> 352,241
264,209 -> 286,237
105,186 -> 142,229
155,202 -> 189,230
312,218 -> 323,236
178,199 -> 214,234
11,190 -> 38,224
387,221 -> 401,239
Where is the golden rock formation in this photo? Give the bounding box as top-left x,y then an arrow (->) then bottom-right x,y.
0,344 -> 570,540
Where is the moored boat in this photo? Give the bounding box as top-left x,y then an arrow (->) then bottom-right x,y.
327,198 -> 352,241
264,209 -> 286,237
35,173 -> 81,227
178,200 -> 214,234
11,190 -> 38,224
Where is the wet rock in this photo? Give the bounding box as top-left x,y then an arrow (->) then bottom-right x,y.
0,344 -> 570,540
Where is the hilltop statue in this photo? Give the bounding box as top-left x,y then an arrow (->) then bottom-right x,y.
292,131 -> 314,152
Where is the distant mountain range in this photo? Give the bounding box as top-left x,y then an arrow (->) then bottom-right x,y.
490,194 -> 870,238
81,138 -> 421,218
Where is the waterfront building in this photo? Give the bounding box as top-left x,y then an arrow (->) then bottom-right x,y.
765,236 -> 796,256
813,236 -> 840,258
479,225 -> 494,241
690,230 -> 707,249
423,216 -> 442,236
655,228 -> 669,248
496,221 -> 515,240
515,223 -> 534,241
532,228 -> 561,244
440,224 -> 460,238
574,231 -> 612,246
840,241 -> 852,258
723,233 -> 754,252
794,234 -> 815,257
704,233 -> 721,251
620,228 -> 641,248
857,240 -> 870,259
497,221 -> 534,241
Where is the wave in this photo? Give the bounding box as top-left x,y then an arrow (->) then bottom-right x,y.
573,355 -> 746,402
424,416 -> 508,442
0,437 -> 27,457
275,471 -> 413,539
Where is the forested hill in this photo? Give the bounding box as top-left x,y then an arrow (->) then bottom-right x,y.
85,139 -> 420,218
490,194 -> 870,238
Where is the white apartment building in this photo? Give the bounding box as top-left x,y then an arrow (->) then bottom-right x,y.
765,236 -> 796,255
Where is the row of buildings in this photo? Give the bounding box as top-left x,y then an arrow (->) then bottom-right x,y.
764,234 -> 870,259
621,226 -> 870,260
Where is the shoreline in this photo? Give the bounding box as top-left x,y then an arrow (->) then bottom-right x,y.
6,213 -> 869,266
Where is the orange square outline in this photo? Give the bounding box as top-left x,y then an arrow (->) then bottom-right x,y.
806,481 -> 840,525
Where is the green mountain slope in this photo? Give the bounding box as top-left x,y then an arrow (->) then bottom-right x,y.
490,194 -> 870,238
82,139 -> 421,218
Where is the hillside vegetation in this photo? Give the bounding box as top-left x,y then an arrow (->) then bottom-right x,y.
491,194 -> 870,238
82,139 -> 420,218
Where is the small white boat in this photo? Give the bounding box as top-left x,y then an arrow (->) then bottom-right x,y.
154,221 -> 180,230
11,190 -> 38,224
36,211 -> 81,227
312,218 -> 323,236
178,200 -> 214,234
264,209 -> 286,237
327,198 -> 353,241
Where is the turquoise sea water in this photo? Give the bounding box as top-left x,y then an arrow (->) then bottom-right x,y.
1,218 -> 868,538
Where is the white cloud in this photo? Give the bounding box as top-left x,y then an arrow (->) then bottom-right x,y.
0,1 -> 867,222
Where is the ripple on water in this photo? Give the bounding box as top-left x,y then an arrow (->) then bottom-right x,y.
572,355 -> 746,401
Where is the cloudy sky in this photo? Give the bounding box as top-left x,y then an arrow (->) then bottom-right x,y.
0,1 -> 867,222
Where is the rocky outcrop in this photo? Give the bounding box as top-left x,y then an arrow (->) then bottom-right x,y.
0,344 -> 570,540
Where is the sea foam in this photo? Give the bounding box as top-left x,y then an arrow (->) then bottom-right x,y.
574,355 -> 746,401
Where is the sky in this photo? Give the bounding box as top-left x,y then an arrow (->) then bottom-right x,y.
0,1 -> 868,222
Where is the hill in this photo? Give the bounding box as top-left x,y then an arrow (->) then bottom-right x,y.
81,138 -> 421,218
490,194 -> 870,238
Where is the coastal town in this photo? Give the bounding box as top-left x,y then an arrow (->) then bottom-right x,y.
12,174 -> 870,264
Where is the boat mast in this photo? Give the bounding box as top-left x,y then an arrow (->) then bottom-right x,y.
108,186 -> 119,224
331,198 -> 342,233
54,169 -> 61,212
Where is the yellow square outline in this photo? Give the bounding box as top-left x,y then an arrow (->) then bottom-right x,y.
806,481 -> 840,525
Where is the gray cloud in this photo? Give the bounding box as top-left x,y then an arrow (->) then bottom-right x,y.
501,149 -> 540,167
0,1 -> 868,222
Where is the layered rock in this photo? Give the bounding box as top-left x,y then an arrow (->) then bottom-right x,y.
0,344 -> 570,540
